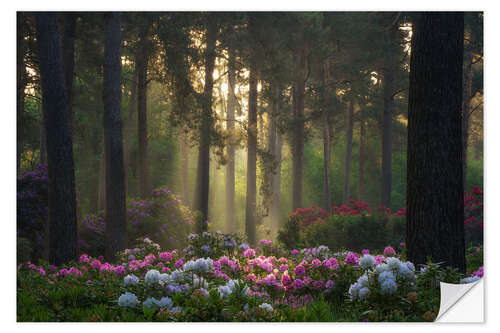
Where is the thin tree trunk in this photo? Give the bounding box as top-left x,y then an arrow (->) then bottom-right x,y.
103,12 -> 127,262
194,18 -> 217,232
180,132 -> 190,207
225,44 -> 236,234
39,102 -> 47,164
381,26 -> 396,208
358,109 -> 366,202
322,59 -> 332,213
343,101 -> 354,203
292,44 -> 307,210
35,12 -> 77,265
97,147 -> 106,211
272,123 -> 282,233
268,85 -> 283,234
137,31 -> 150,198
406,12 -> 465,273
124,65 -> 137,197
245,52 -> 258,246
17,12 -> 26,173
62,13 -> 76,135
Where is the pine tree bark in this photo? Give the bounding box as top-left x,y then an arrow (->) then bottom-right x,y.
245,20 -> 258,245
180,132 -> 190,207
406,12 -> 466,273
137,30 -> 150,198
381,26 -> 396,208
17,12 -> 26,173
343,101 -> 354,203
358,110 -> 366,202
62,13 -> 76,135
123,64 -> 137,197
97,147 -> 106,212
268,85 -> 282,234
225,45 -> 236,234
35,12 -> 77,265
103,12 -> 127,261
322,59 -> 332,213
292,44 -> 307,210
194,18 -> 217,232
462,50 -> 473,188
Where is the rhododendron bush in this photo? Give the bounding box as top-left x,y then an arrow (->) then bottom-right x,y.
17,232 -> 483,322
279,191 -> 484,253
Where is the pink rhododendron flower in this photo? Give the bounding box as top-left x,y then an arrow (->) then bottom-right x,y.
293,278 -> 306,289
79,254 -> 90,263
362,249 -> 370,255
291,249 -> 299,255
243,249 -> 256,258
294,265 -> 306,277
90,259 -> 101,269
323,257 -> 339,270
344,252 -> 359,265
383,246 -> 396,256
174,259 -> 183,268
159,252 -> 173,262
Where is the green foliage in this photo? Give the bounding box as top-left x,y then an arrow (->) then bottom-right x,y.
278,213 -> 406,253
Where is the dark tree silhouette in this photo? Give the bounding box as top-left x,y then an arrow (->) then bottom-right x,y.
103,12 -> 127,261
35,12 -> 78,265
406,12 -> 466,273
245,15 -> 258,245
194,16 -> 217,232
137,25 -> 151,198
225,44 -> 236,234
62,13 -> 77,135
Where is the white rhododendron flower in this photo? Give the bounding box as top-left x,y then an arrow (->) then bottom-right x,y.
380,278 -> 398,295
145,269 -> 161,284
259,303 -> 273,312
359,255 -> 376,270
124,274 -> 139,286
118,292 -> 138,307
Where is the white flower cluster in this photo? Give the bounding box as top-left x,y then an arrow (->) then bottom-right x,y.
350,257 -> 417,300
259,303 -> 273,312
124,274 -> 139,286
118,292 -> 138,307
143,296 -> 174,310
184,258 -> 214,273
145,269 -> 161,284
349,274 -> 371,300
359,255 -> 376,270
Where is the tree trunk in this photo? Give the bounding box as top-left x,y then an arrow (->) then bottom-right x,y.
292,44 -> 306,210
97,147 -> 106,212
358,109 -> 366,202
245,20 -> 258,245
194,18 -> 217,233
17,12 -> 26,173
62,13 -> 76,135
103,12 -> 127,262
322,59 -> 332,213
406,12 -> 465,273
381,26 -> 396,208
225,44 -> 236,234
124,64 -> 137,197
180,132 -> 190,207
272,123 -> 282,233
35,12 -> 77,266
343,101 -> 354,203
39,103 -> 47,165
137,31 -> 150,198
462,50 -> 473,189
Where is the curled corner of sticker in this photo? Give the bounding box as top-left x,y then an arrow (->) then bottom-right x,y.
435,278 -> 484,322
